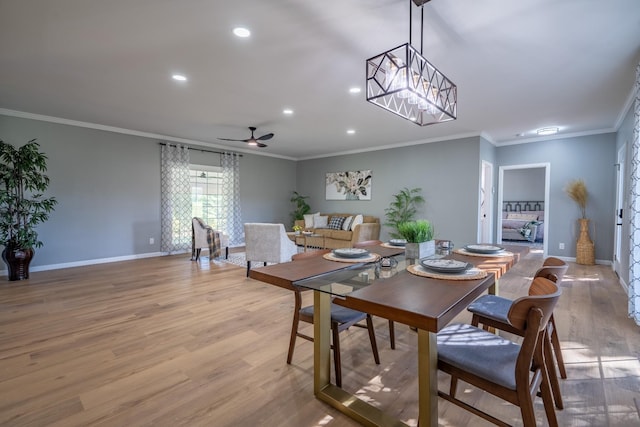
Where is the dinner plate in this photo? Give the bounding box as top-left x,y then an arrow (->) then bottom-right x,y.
388,239 -> 407,247
332,248 -> 370,258
419,258 -> 472,273
464,244 -> 504,254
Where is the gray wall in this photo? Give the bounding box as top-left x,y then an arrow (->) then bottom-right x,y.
296,137 -> 483,247
0,114 -> 296,269
503,168 -> 546,201
0,112 -> 622,269
496,133 -> 616,261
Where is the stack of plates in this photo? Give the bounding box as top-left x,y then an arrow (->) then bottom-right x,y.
419,258 -> 472,274
464,244 -> 504,254
332,248 -> 370,258
388,239 -> 407,247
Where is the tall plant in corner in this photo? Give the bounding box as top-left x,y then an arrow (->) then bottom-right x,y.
384,187 -> 425,239
290,191 -> 311,227
564,178 -> 594,265
0,139 -> 57,280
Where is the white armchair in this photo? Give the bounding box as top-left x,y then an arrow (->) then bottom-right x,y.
244,223 -> 299,277
192,217 -> 229,261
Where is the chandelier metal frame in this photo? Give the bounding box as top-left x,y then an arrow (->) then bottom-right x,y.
366,0 -> 457,126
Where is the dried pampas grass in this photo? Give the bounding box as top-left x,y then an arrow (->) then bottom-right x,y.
565,179 -> 588,218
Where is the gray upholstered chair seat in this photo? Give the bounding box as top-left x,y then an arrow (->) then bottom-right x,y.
437,323 -> 520,390
467,294 -> 513,324
300,303 -> 367,324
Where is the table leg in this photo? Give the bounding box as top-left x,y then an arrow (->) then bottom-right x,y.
417,329 -> 438,427
313,290 -> 331,394
489,277 -> 499,296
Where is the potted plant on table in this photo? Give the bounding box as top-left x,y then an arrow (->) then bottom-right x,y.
0,139 -> 58,280
397,219 -> 435,260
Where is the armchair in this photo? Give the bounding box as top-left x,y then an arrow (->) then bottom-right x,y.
192,217 -> 229,261
244,223 -> 299,277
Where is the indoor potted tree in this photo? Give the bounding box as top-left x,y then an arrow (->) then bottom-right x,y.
384,187 -> 425,239
0,139 -> 57,280
396,219 -> 435,260
564,178 -> 594,265
290,191 -> 310,229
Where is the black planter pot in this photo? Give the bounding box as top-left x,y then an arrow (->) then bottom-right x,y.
2,245 -> 34,281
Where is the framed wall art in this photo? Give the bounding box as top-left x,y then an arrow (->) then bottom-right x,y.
325,170 -> 372,200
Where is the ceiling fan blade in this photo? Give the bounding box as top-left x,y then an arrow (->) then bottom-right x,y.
218,137 -> 249,142
256,142 -> 268,148
257,133 -> 274,141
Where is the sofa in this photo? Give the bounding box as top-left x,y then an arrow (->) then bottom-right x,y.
501,210 -> 544,242
293,213 -> 380,249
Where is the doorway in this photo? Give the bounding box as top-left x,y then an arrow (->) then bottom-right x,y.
613,144 -> 626,276
478,161 -> 493,243
497,163 -> 550,256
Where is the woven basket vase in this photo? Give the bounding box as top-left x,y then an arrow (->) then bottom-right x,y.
576,218 -> 595,265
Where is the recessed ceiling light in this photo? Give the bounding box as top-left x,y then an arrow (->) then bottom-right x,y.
349,87 -> 361,94
172,74 -> 187,82
283,108 -> 294,115
537,127 -> 559,136
346,129 -> 356,135
233,27 -> 251,38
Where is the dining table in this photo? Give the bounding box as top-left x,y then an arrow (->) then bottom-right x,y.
248,243 -> 527,427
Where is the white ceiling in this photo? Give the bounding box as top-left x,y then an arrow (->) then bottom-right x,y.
1,0 -> 639,159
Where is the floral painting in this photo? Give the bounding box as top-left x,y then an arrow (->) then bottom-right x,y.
325,170 -> 372,200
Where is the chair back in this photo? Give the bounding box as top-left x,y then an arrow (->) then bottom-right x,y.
244,223 -> 298,264
543,256 -> 566,267
529,265 -> 568,294
353,240 -> 383,248
508,277 -> 561,332
192,217 -> 212,247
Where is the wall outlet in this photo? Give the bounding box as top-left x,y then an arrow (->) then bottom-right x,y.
559,242 -> 565,250
149,237 -> 155,245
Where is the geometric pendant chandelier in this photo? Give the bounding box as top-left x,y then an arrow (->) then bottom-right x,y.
366,0 -> 457,126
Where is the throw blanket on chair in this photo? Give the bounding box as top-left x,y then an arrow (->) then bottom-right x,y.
192,218 -> 221,259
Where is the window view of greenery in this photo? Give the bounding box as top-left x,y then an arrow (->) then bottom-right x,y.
190,167 -> 223,229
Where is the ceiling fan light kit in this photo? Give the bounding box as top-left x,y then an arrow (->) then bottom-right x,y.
218,126 -> 274,148
366,0 -> 457,126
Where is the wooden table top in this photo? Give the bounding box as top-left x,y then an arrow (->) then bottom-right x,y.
248,244 -> 406,291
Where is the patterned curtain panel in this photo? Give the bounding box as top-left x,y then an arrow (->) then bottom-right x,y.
160,144 -> 191,253
220,152 -> 243,246
629,62 -> 640,326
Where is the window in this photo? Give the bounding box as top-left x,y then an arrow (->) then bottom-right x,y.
190,165 -> 223,229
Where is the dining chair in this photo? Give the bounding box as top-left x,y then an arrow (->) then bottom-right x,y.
437,277 -> 561,427
289,249 -> 380,387
353,239 -> 397,349
191,217 -> 229,260
244,223 -> 299,277
467,262 -> 569,410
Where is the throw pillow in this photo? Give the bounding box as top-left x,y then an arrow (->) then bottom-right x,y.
303,213 -> 317,229
506,213 -> 538,221
350,214 -> 364,230
328,216 -> 346,230
342,215 -> 353,231
314,215 -> 329,228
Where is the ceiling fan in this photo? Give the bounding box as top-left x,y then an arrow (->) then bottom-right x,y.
218,126 -> 274,148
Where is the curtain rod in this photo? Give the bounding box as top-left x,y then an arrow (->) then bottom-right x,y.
158,142 -> 243,157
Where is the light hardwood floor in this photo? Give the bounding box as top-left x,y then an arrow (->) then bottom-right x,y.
0,251 -> 638,426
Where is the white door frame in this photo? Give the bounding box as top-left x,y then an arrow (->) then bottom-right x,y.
613,144 -> 626,275
497,163 -> 550,257
478,160 -> 494,243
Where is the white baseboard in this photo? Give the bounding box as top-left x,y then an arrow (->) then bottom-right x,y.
0,252 -> 166,277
